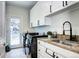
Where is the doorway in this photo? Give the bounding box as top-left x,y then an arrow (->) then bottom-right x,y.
10,17 -> 22,48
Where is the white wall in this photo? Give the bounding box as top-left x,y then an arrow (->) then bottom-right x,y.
0,1 -> 6,41
33,7 -> 79,35
6,5 -> 30,32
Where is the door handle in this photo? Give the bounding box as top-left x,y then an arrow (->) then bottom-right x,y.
62,1 -> 65,7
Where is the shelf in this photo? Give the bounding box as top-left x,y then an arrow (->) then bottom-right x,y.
31,24 -> 50,28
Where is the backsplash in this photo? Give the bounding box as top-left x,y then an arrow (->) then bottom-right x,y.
57,34 -> 79,42
33,6 -> 79,35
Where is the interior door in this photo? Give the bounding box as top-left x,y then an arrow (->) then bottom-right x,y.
9,17 -> 22,48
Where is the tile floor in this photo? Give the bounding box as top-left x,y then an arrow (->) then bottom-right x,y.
5,48 -> 31,58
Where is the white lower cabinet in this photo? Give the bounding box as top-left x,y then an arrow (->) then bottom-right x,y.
37,40 -> 64,58
38,53 -> 44,58
37,40 -> 79,58
38,44 -> 53,58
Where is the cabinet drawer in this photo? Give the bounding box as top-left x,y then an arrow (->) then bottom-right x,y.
38,44 -> 53,58
38,44 -> 46,54
38,40 -> 65,58
38,40 -> 55,52
38,44 -> 64,58
38,40 -> 49,47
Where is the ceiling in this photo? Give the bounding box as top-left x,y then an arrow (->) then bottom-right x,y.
6,1 -> 37,9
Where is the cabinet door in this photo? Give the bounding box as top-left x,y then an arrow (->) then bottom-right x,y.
38,44 -> 53,58
66,1 -> 78,6
51,1 -> 63,13
39,1 -> 51,16
38,40 -> 65,58
30,12 -> 37,27
30,1 -> 52,27
30,8 -> 36,27
37,40 -> 53,58
36,1 -> 51,26
30,2 -> 39,27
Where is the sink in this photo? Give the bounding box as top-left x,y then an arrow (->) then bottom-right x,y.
62,41 -> 73,46
51,40 -> 60,43
51,39 -> 79,46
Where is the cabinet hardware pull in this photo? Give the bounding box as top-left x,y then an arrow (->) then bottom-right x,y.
50,5 -> 52,13
62,1 -> 65,7
53,52 -> 55,58
45,48 -> 54,58
39,49 -> 40,51
65,1 -> 68,6
56,56 -> 59,58
37,20 -> 39,26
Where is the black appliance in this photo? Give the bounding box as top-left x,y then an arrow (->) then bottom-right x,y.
23,32 -> 39,55
30,35 -> 48,58
23,32 -> 48,58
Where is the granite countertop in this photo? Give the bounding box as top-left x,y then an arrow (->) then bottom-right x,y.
38,38 -> 79,54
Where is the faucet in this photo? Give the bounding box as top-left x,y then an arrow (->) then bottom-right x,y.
63,21 -> 72,41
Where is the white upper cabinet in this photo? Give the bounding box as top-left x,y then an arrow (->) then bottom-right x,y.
39,1 -> 51,16
51,1 -> 63,13
30,2 -> 38,27
64,1 -> 78,7
37,1 -> 51,26
30,1 -> 51,27
30,1 -> 79,27
51,1 -> 79,14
